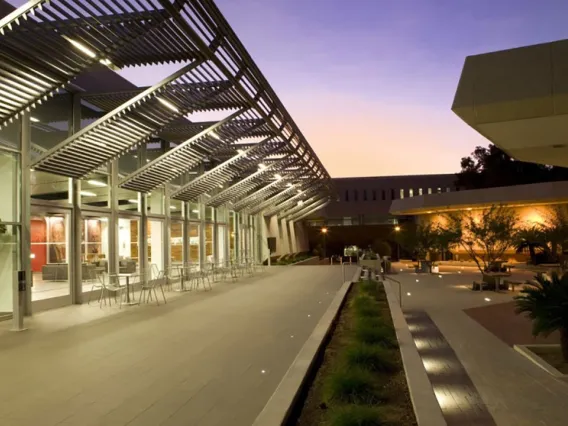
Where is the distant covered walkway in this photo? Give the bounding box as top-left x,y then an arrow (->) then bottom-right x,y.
0,266 -> 353,426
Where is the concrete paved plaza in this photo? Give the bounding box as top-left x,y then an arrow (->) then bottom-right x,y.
393,263 -> 568,426
0,265 -> 353,426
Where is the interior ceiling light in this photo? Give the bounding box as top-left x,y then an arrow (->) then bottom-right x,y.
192,209 -> 199,213
80,191 -> 96,197
170,205 -> 176,210
128,199 -> 139,204
88,180 -> 107,187
157,97 -> 179,113
64,36 -> 97,58
30,117 -> 40,123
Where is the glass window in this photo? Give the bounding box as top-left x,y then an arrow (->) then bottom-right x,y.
170,221 -> 183,265
205,223 -> 214,263
399,189 -> 404,199
217,225 -> 226,264
118,217 -> 139,273
189,223 -> 200,264
216,207 -> 227,223
354,190 -> 358,201
81,216 -> 109,292
229,211 -> 236,259
409,189 -> 414,197
205,206 -> 214,222
382,190 -> 386,201
428,188 -> 432,194
31,212 -> 70,301
0,224 -> 19,314
148,219 -> 164,273
189,202 -> 200,220
31,170 -> 70,205
437,187 -> 442,193
419,188 -> 423,196
345,190 -> 349,202
446,187 -> 451,193
119,190 -> 140,212
81,173 -> 109,208
170,199 -> 183,218
147,188 -> 164,215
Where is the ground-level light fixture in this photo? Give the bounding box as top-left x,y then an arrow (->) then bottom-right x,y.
395,225 -> 401,232
321,227 -> 328,234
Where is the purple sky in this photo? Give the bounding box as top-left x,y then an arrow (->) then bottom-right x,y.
10,0 -> 568,177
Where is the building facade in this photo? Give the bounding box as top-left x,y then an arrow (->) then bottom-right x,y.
0,0 -> 330,326
308,174 -> 458,227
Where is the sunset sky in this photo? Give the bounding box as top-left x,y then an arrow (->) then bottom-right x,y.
10,0 -> 568,177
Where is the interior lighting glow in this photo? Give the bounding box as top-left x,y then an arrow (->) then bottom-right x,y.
88,180 -> 107,187
80,191 -> 96,197
128,199 -> 139,204
192,209 -> 199,213
157,97 -> 179,113
64,37 -> 97,58
30,117 -> 40,123
170,205 -> 176,210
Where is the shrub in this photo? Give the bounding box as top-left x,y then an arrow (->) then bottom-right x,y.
329,404 -> 387,426
344,343 -> 397,373
354,321 -> 396,348
323,367 -> 377,404
352,295 -> 380,318
360,280 -> 378,296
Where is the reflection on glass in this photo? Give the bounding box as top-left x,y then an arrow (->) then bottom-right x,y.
171,221 -> 183,264
170,199 -> 183,218
217,225 -> 226,264
31,170 -> 71,204
205,223 -> 214,263
31,213 -> 70,300
0,224 -> 19,314
118,217 -> 139,274
81,173 -> 109,207
148,219 -> 164,274
81,216 -> 109,290
229,211 -> 236,259
189,223 -> 199,264
205,206 -> 214,222
189,202 -> 200,220
148,189 -> 164,215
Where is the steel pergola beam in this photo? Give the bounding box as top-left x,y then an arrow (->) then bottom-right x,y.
291,199 -> 331,222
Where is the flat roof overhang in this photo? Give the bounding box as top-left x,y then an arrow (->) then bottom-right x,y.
452,40 -> 568,167
389,181 -> 568,215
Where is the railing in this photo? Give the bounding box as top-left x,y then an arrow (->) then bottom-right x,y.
383,275 -> 402,308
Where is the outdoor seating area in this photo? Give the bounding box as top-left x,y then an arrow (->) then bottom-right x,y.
86,257 -> 267,309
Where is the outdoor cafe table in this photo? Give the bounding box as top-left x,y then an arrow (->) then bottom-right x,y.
484,272 -> 511,292
118,273 -> 139,305
174,265 -> 194,292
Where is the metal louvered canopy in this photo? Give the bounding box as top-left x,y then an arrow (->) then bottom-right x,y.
170,137 -> 288,202
2,0 -> 332,206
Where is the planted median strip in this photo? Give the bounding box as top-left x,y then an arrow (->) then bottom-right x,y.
294,279 -> 416,426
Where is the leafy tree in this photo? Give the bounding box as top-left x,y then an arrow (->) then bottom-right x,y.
394,223 -> 437,261
543,205 -> 568,260
515,272 -> 568,362
457,144 -> 568,190
446,205 -> 519,274
515,225 -> 549,265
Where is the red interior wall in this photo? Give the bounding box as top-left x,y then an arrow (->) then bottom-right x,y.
31,219 -> 46,272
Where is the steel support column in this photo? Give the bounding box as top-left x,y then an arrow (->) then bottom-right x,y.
70,93 -> 82,304
109,160 -> 119,276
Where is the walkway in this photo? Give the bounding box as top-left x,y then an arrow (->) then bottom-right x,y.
0,265 -> 354,426
392,264 -> 568,426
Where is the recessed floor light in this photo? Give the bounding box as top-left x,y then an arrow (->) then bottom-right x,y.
484,297 -> 491,302
407,292 -> 411,296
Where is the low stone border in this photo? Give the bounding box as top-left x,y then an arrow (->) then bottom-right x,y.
289,256 -> 319,266
252,267 -> 361,426
514,344 -> 568,380
382,280 -> 447,426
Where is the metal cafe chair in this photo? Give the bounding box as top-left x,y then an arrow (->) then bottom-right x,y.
93,273 -> 126,309
138,269 -> 167,305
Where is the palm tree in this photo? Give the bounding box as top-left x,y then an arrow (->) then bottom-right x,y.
515,272 -> 568,362
515,225 -> 548,265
